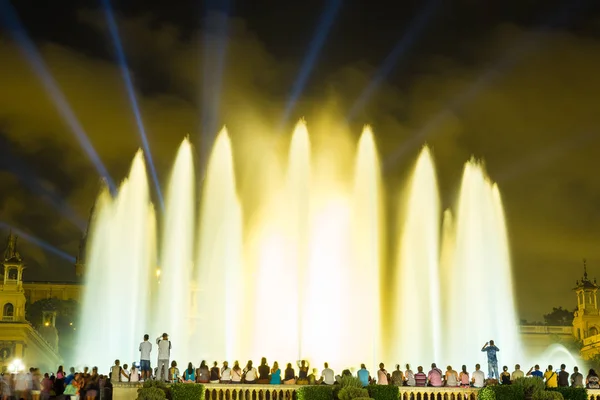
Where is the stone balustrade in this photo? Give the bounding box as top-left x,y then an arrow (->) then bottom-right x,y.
113,382 -> 600,400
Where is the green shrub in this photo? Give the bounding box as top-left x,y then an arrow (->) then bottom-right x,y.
141,380 -> 171,400
137,387 -> 166,400
479,387 -> 495,400
514,377 -> 545,398
533,391 -> 564,400
170,383 -> 204,400
340,376 -> 365,389
366,385 -> 398,400
548,387 -> 587,400
351,398 -> 373,400
338,386 -> 370,400
297,385 -> 334,400
478,385 -> 524,400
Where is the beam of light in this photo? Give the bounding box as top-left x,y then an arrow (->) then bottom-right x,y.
495,131 -> 598,184
200,0 -> 231,174
346,0 -> 440,121
0,1 -> 116,193
279,0 -> 342,128
383,0 -> 592,171
0,222 -> 77,263
100,0 -> 164,211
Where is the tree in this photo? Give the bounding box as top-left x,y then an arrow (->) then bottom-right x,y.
543,306 -> 574,326
26,298 -> 79,364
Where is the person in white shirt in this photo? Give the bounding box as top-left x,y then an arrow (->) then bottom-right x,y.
321,362 -> 335,385
156,333 -> 172,382
221,361 -> 232,383
472,364 -> 485,388
139,334 -> 152,381
121,364 -> 130,382
243,361 -> 257,383
405,364 -> 416,386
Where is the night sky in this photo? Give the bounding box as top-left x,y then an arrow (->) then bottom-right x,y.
1,0 -> 600,321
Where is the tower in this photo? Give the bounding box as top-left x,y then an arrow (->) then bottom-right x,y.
573,259 -> 600,340
1,232 -> 26,322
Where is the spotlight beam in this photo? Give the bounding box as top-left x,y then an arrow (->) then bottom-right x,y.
0,1 -> 116,193
347,0 -> 440,121
280,0 -> 342,127
200,0 -> 232,173
0,222 -> 77,263
383,0 -> 592,171
101,0 -> 164,211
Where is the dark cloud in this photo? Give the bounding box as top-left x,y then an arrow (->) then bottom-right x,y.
0,8 -> 599,320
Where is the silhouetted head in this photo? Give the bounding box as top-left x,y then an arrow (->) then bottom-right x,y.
170,361 -> 176,368
287,363 -> 292,369
123,364 -> 128,370
162,333 -> 168,339
447,366 -> 452,371
406,364 -> 411,370
396,364 -> 400,371
561,364 -> 566,370
548,365 -> 553,371
431,363 -> 437,369
114,360 -> 120,366
247,360 -> 253,368
273,362 -> 279,370
261,357 -> 267,366
417,366 -> 423,373
213,361 -> 218,367
301,360 -> 306,367
223,361 -> 229,368
379,363 -> 385,370
574,367 -> 579,373
188,363 -> 193,372
535,365 -> 540,370
475,364 -> 480,370
361,364 -> 366,369
503,366 -> 508,372
462,365 -> 467,373
144,334 -> 149,341
515,364 -> 521,370
324,362 -> 329,368
200,360 -> 206,368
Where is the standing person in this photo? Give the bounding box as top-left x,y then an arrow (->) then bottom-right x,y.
527,365 -> 543,379
481,340 -> 500,380
156,333 -> 171,382
558,364 -> 569,387
571,366 -> 584,388
544,365 -> 558,388
139,334 -> 152,381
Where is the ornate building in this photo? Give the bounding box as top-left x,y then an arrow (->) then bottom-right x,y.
573,261 -> 600,359
0,233 -> 62,373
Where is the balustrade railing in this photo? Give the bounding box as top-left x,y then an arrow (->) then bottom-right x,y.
112,382 -> 600,400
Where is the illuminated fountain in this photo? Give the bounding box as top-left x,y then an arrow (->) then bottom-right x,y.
77,120 -> 521,373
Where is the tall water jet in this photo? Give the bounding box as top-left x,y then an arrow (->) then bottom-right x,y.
77,151 -> 154,368
288,120 -> 311,359
439,209 -> 455,356
446,161 -> 520,367
156,139 -> 195,361
349,126 -> 382,370
394,146 -> 441,365
194,128 -> 243,361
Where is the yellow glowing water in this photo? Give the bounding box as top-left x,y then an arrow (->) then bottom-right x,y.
78,120 -> 524,374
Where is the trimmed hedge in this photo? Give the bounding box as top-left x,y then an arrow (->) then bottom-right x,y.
141,380 -> 171,400
137,387 -> 167,400
171,383 -> 205,400
478,385 -> 524,400
297,385 -> 334,400
366,385 -> 399,400
548,387 -> 587,400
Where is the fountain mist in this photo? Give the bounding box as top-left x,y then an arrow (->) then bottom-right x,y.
78,121 -> 523,373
